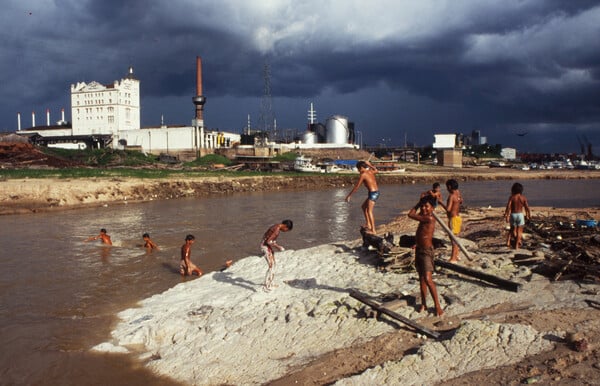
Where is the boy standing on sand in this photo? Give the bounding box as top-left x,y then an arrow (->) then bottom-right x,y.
408,195 -> 444,317
420,182 -> 446,210
180,234 -> 202,277
86,228 -> 112,245
142,233 -> 159,251
504,182 -> 531,250
445,179 -> 463,262
260,220 -> 293,291
345,160 -> 379,234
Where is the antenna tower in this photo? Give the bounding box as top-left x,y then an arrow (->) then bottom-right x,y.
258,60 -> 275,141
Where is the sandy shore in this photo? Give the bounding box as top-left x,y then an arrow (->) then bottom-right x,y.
89,205 -> 600,385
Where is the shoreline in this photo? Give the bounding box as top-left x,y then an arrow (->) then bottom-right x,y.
91,205 -> 600,385
2,168 -> 599,215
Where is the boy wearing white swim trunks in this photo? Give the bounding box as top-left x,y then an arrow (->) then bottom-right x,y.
504,182 -> 531,250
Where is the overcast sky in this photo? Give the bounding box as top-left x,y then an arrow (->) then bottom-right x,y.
2,0 -> 599,154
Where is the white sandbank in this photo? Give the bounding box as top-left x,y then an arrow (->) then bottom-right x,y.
93,235 -> 596,385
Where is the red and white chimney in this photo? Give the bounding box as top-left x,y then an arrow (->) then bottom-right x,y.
61,108 -> 65,122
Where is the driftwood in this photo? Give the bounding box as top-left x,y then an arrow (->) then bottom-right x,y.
360,227 -> 392,255
435,258 -> 522,292
432,211 -> 473,261
349,290 -> 441,339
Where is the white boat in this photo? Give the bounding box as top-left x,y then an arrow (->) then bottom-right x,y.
294,155 -> 320,172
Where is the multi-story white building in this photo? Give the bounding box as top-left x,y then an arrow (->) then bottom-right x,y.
70,66 -> 140,136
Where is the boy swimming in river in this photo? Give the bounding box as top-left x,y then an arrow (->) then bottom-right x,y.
504,182 -> 531,250
345,160 -> 379,234
180,234 -> 202,277
85,228 -> 112,245
408,195 -> 444,317
142,233 -> 159,251
420,182 -> 446,210
260,219 -> 293,291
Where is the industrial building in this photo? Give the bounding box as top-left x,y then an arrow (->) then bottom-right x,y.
16,58 -> 240,160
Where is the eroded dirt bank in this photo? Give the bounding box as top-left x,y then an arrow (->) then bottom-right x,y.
2,168 -> 599,215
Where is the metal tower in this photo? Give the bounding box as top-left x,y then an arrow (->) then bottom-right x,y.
258,60 -> 275,141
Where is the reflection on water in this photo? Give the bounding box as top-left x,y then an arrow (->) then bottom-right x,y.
0,179 -> 599,385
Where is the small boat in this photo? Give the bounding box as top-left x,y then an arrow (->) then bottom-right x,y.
294,155 -> 320,172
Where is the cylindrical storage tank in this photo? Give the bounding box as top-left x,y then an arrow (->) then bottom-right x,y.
302,131 -> 316,144
326,115 -> 349,144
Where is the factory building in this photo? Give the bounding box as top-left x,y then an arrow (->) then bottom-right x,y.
16,58 -> 239,160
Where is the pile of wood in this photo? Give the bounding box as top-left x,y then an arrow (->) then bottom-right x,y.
523,217 -> 600,282
0,142 -> 77,168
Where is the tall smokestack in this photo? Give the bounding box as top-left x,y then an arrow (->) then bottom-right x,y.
61,108 -> 65,122
32,111 -> 36,127
46,108 -> 50,126
192,56 -> 206,122
17,112 -> 21,131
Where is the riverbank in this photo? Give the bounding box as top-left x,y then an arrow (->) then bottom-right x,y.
92,205 -> 600,385
2,167 -> 599,215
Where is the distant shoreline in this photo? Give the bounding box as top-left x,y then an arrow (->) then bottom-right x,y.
1,167 -> 599,215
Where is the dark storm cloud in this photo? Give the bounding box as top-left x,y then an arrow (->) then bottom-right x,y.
1,0 -> 599,153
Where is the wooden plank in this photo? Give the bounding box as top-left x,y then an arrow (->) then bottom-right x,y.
435,259 -> 522,292
432,211 -> 473,261
349,290 -> 441,339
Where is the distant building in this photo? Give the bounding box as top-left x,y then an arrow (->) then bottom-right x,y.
16,64 -> 239,159
433,133 -> 462,168
501,147 -> 517,160
70,66 -> 140,136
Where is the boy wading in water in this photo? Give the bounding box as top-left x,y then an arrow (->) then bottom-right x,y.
408,196 -> 444,317
445,179 -> 463,262
260,220 -> 293,291
142,233 -> 159,251
180,234 -> 202,277
420,182 -> 446,211
86,228 -> 112,245
345,160 -> 379,234
504,182 -> 531,250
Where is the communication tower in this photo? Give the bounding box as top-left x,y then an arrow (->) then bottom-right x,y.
258,60 -> 275,141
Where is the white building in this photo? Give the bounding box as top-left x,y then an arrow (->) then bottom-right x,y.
17,66 -> 240,158
501,147 -> 517,160
71,66 -> 140,136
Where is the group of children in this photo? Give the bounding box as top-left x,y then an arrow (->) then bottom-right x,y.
86,159 -> 532,314
345,158 -> 532,317
85,222 -> 292,291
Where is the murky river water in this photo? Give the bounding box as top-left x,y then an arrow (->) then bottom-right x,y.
1,179 -> 599,385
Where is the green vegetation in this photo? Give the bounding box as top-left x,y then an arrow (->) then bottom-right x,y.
272,152 -> 299,162
184,153 -> 233,167
41,147 -> 157,166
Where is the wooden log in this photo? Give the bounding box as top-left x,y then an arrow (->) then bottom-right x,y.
553,256 -> 576,281
349,290 -> 441,339
432,211 -> 473,261
435,258 -> 522,292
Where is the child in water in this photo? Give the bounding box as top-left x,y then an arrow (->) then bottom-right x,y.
504,182 -> 531,250
86,228 -> 112,245
260,219 -> 293,291
180,234 -> 202,277
142,233 -> 159,251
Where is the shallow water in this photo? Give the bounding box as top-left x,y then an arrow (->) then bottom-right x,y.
0,179 -> 598,385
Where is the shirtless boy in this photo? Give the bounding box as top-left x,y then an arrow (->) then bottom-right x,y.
420,182 -> 446,210
408,195 -> 444,317
504,182 -> 531,250
86,228 -> 112,245
260,219 -> 293,291
345,160 -> 379,234
180,234 -> 202,277
445,179 -> 463,262
142,233 -> 159,251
